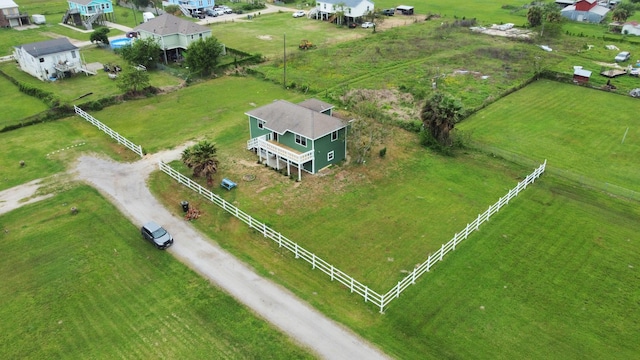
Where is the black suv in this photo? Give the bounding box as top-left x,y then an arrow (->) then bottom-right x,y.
382,8 -> 395,16
141,221 -> 174,249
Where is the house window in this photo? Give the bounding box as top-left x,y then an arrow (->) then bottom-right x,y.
199,33 -> 203,38
331,130 -> 338,141
39,58 -> 44,63
348,8 -> 351,14
257,119 -> 264,129
323,4 -> 326,9
295,134 -> 307,147
327,151 -> 334,161
191,35 -> 194,39
71,51 -> 76,59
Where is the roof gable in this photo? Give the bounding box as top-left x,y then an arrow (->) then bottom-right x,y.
246,100 -> 346,140
320,0 -> 369,8
133,13 -> 209,36
68,0 -> 112,6
297,98 -> 334,112
0,0 -> 18,9
17,38 -> 78,57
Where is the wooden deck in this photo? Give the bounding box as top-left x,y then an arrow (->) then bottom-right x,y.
600,69 -> 627,78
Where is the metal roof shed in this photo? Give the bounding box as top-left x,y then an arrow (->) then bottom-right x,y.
396,5 -> 414,15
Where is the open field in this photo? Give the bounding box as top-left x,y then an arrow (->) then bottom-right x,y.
458,79 -> 640,195
0,185 -> 313,359
0,73 -> 48,126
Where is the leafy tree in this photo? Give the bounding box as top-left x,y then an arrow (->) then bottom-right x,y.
132,0 -> 150,11
612,7 -> 629,22
181,140 -> 220,186
527,5 -> 543,27
90,27 -> 110,45
119,37 -> 161,69
184,37 -> 224,77
116,67 -> 151,95
346,101 -> 387,164
420,92 -> 464,150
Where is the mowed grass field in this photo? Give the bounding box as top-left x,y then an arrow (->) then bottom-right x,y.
0,74 -> 48,126
0,185 -> 313,359
458,80 -> 640,194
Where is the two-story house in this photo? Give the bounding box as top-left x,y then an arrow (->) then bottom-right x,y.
164,0 -> 215,17
0,0 -> 29,28
314,0 -> 374,23
64,0 -> 114,29
246,99 -> 349,181
133,13 -> 212,63
13,38 -> 81,81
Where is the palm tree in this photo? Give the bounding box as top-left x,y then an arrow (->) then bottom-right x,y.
181,140 -> 219,186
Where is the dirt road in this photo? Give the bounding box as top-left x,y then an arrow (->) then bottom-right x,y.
65,149 -> 390,360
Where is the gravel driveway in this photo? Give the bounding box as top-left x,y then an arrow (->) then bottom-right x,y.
66,148 -> 390,360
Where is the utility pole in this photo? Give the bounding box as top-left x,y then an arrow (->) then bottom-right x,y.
283,33 -> 286,88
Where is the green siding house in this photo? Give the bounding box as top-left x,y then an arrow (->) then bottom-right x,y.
246,99 -> 348,181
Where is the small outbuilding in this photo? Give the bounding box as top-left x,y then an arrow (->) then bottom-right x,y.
573,67 -> 592,84
396,5 -> 414,15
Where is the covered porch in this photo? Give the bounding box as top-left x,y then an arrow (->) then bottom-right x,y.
247,135 -> 314,182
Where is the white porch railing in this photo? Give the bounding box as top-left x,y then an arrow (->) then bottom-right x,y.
74,106 -> 143,158
247,135 -> 314,164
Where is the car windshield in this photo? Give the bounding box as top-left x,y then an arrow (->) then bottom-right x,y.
152,227 -> 167,238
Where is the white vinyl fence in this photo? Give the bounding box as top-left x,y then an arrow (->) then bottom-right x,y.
74,105 -> 144,157
160,160 -> 546,313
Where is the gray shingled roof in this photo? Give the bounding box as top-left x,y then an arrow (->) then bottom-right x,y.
246,100 -> 346,140
322,0 -> 368,7
16,38 -> 78,57
133,13 -> 209,36
297,98 -> 334,113
68,0 -> 106,6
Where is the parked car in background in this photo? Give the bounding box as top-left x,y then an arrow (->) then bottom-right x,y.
361,21 -> 375,28
205,9 -> 218,17
293,10 -> 305,18
213,8 -> 225,16
615,51 -> 631,62
382,8 -> 395,16
141,221 -> 174,249
221,6 -> 233,14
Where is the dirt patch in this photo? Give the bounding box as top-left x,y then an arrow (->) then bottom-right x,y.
342,88 -> 420,122
375,15 -> 424,30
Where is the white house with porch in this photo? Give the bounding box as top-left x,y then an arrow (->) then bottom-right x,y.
13,38 -> 81,81
314,0 -> 375,22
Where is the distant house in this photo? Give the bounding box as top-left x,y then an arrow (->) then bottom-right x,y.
13,38 -> 81,81
555,0 -> 574,8
164,0 -> 215,17
561,0 -> 610,23
246,99 -> 349,181
0,0 -> 29,28
314,0 -> 375,22
133,13 -> 212,62
622,21 -> 640,36
64,0 -> 114,28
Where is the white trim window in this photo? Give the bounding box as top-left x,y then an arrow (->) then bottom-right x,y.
331,130 -> 338,142
295,134 -> 307,147
257,119 -> 264,129
327,151 -> 334,161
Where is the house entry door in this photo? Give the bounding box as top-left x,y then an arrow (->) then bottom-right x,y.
272,132 -> 278,141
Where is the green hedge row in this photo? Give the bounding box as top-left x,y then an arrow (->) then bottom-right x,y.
0,69 -> 61,108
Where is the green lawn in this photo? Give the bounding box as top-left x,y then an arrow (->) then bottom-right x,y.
458,79 -> 640,195
0,185 -> 313,359
0,74 -> 49,126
